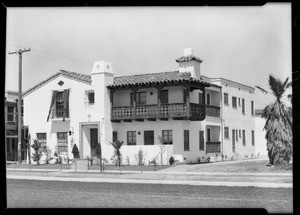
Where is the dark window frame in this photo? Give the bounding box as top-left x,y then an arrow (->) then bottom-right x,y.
224,93 -> 229,106
251,101 -> 254,116
6,106 -> 15,122
184,130 -> 189,151
57,132 -> 68,153
252,130 -> 255,145
242,98 -> 245,114
206,93 -> 210,105
242,130 -> 246,146
232,96 -> 237,108
199,130 -> 204,151
88,92 -> 95,104
127,131 -> 136,145
162,130 -> 173,145
207,128 -> 211,142
37,133 -> 47,149
130,92 -> 147,106
225,127 -> 229,139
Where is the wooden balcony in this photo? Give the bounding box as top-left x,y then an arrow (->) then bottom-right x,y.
206,105 -> 220,118
206,141 -> 221,153
111,103 -> 205,121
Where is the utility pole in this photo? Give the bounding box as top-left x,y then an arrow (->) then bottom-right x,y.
9,48 -> 30,164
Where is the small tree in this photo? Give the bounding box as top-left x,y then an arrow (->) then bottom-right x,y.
110,139 -> 124,167
31,139 -> 42,165
158,136 -> 166,165
135,148 -> 147,173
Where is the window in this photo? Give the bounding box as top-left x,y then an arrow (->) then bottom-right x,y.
236,130 -> 238,141
252,131 -> 255,145
232,97 -> 237,108
206,94 -> 210,105
88,92 -> 95,104
251,101 -> 254,116
199,131 -> 204,151
225,127 -> 229,139
131,92 -> 146,105
55,91 -> 69,118
162,130 -> 173,145
37,133 -> 47,149
199,92 -> 203,105
113,131 -> 118,142
160,90 -> 168,104
127,131 -> 136,145
207,128 -> 211,142
7,106 -> 15,122
242,130 -> 246,145
239,130 -> 241,138
238,98 -> 241,106
242,99 -> 245,114
224,93 -> 229,105
57,132 -> 68,153
184,130 -> 189,151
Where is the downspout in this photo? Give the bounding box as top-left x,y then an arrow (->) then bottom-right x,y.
220,87 -> 224,161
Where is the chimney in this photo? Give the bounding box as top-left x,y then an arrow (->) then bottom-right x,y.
91,61 -> 113,153
176,48 -> 202,80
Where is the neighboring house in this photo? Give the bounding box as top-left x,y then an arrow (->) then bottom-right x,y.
23,48 -> 256,164
5,90 -> 28,162
254,109 -> 268,157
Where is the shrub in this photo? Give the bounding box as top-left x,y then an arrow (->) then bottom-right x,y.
31,139 -> 42,165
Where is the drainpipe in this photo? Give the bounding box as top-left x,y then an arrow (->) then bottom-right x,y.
220,87 -> 224,161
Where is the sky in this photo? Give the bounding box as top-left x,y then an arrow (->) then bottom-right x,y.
5,4 -> 292,109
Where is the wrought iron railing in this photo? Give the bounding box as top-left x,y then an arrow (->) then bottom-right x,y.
206,141 -> 221,153
111,103 -> 205,120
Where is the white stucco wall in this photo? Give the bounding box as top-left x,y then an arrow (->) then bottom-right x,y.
255,115 -> 268,156
212,79 -> 256,159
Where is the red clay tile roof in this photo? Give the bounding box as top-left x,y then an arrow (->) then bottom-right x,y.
24,70 -> 211,96
23,70 -> 91,96
108,71 -> 210,89
175,55 -> 203,63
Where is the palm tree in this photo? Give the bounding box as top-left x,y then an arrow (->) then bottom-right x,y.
256,75 -> 292,167
110,139 -> 124,167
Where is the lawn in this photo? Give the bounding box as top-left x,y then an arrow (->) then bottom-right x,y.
188,159 -> 293,173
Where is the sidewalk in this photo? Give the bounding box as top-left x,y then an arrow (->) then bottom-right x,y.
6,167 -> 292,188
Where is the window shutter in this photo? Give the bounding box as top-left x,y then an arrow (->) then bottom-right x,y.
62,89 -> 70,121
47,91 -> 58,122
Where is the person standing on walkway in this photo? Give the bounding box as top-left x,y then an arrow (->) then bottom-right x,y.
72,144 -> 80,159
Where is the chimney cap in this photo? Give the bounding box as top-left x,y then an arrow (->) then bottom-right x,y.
184,48 -> 194,56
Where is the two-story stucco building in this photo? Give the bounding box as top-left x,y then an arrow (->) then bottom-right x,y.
23,48 -> 256,165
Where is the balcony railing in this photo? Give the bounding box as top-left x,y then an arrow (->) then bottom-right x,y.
206,141 -> 221,153
112,103 -> 205,121
51,108 -> 70,119
206,105 -> 220,117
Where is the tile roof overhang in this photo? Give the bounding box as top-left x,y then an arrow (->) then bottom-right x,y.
23,70 -> 91,96
175,55 -> 203,63
107,71 -> 211,89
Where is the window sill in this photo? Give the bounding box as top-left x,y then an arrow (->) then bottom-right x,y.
51,118 -> 70,121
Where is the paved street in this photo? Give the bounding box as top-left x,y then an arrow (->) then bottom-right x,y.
7,179 -> 292,212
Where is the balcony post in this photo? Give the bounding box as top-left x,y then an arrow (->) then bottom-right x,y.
110,89 -> 115,120
132,88 -> 138,119
185,85 -> 190,118
202,87 -> 206,116
156,86 -> 162,118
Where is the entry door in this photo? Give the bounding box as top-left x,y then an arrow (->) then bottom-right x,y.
160,90 -> 168,104
232,129 -> 236,152
90,128 -> 99,157
144,130 -> 154,145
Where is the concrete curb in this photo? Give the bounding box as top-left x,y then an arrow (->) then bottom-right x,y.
7,174 -> 292,188
6,168 -> 292,176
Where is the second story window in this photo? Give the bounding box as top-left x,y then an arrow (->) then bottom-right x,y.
251,101 -> 254,116
56,92 -> 64,117
162,130 -> 173,145
242,99 -> 245,114
232,97 -> 237,108
6,106 -> 15,122
131,92 -> 146,105
224,93 -> 229,106
88,92 -> 95,104
206,94 -> 210,105
242,130 -> 246,145
184,130 -> 189,151
127,131 -> 136,145
199,92 -> 203,105
47,89 -> 69,121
